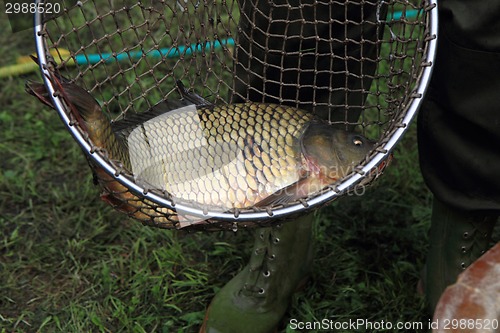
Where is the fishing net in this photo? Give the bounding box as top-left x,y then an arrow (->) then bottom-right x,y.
33,0 -> 437,231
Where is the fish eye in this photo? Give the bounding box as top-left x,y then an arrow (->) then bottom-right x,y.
352,136 -> 364,146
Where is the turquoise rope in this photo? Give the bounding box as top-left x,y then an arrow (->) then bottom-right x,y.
74,38 -> 235,65
390,9 -> 419,21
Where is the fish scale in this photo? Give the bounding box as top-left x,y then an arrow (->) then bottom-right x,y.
123,102 -> 312,209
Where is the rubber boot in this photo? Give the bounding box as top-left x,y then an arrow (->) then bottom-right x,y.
199,213 -> 315,333
424,197 -> 498,313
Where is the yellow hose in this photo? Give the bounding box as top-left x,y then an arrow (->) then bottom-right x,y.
0,49 -> 74,78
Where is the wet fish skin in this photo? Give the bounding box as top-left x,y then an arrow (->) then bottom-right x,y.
121,101 -> 313,208
26,77 -> 374,227
119,94 -> 373,208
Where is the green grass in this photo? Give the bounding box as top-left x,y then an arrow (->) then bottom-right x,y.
0,6 -> 427,333
1,6 -> 497,333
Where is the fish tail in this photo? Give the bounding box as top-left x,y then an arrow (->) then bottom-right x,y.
49,74 -> 102,130
26,73 -> 128,166
25,80 -> 56,109
26,56 -> 102,130
25,74 -> 101,133
26,78 -> 84,130
54,78 -> 128,164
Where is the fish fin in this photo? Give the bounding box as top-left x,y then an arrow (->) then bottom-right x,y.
25,56 -> 70,108
254,177 -> 311,207
26,72 -> 99,133
25,56 -> 70,107
27,56 -> 103,130
111,107 -> 168,138
25,80 -> 54,108
111,94 -> 196,138
52,76 -> 99,114
49,75 -> 102,132
112,80 -> 211,137
176,80 -> 212,107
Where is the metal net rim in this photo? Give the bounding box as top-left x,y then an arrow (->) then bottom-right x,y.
33,0 -> 438,225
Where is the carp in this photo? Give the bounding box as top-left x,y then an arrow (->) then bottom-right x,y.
26,74 -> 373,225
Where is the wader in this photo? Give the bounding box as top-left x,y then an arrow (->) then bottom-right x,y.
418,0 -> 500,312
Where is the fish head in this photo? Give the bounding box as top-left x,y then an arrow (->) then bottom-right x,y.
301,123 -> 374,181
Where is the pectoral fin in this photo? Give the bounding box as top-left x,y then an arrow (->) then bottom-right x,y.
254,177 -> 311,207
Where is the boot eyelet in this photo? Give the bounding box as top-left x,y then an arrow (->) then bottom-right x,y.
461,246 -> 467,253
268,254 -> 276,260
273,237 -> 280,244
263,271 -> 271,277
259,288 -> 265,294
460,262 -> 466,269
463,232 -> 469,239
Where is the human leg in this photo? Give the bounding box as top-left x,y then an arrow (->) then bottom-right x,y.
201,1 -> 385,331
200,214 -> 314,333
424,198 -> 497,311
418,0 -> 500,313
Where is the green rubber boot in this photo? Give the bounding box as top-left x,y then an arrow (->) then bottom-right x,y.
424,197 -> 498,313
199,214 -> 315,333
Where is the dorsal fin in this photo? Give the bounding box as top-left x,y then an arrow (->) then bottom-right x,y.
112,81 -> 213,138
111,98 -> 192,137
111,80 -> 213,139
176,80 -> 212,107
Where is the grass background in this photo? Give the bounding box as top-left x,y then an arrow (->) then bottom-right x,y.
1,7 -> 497,333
